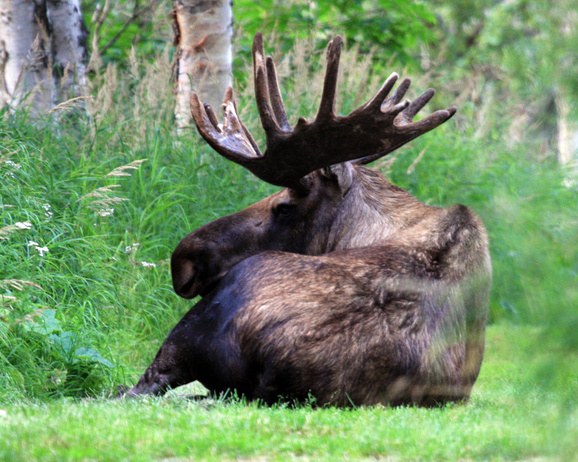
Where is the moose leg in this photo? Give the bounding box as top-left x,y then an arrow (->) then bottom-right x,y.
121,290 -> 251,398
123,339 -> 192,397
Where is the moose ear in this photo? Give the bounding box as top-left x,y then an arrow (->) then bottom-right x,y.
321,162 -> 355,195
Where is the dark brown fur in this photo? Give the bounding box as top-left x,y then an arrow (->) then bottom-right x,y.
124,164 -> 491,406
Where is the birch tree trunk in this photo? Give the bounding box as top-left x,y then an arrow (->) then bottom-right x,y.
557,96 -> 571,166
0,0 -> 53,115
47,0 -> 89,102
0,0 -> 88,116
173,0 -> 233,132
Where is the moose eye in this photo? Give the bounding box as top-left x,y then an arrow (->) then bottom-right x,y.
274,203 -> 295,217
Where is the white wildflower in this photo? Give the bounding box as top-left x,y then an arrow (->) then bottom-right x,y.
5,172 -> 15,178
42,204 -> 53,219
125,243 -> 140,254
36,246 -> 49,257
5,160 -> 21,169
15,222 -> 32,230
141,261 -> 156,268
27,241 -> 49,257
98,208 -> 114,217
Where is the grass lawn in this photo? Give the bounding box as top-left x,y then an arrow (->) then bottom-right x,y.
1,323 -> 576,461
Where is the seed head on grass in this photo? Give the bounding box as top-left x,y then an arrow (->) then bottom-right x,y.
78,160 -> 148,215
104,159 -> 148,178
0,280 -> 43,291
0,222 -> 32,240
78,185 -> 127,213
47,96 -> 92,114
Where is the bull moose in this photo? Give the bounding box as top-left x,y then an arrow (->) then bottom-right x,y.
123,33 -> 492,406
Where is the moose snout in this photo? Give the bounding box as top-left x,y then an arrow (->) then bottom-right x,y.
171,258 -> 198,299
171,236 -> 229,299
171,211 -> 269,299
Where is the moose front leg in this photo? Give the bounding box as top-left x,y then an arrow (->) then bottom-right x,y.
122,340 -> 190,397
120,305 -> 209,397
120,289 -> 251,399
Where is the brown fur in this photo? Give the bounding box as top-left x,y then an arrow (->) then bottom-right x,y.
124,164 -> 491,406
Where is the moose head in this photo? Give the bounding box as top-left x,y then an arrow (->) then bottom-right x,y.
172,32 -> 456,299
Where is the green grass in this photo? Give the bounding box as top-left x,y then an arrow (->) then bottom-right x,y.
1,37 -> 577,460
0,325 -> 576,461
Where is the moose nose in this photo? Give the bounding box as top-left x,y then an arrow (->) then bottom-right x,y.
171,257 -> 199,299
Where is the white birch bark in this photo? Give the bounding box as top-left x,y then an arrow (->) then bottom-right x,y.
0,0 -> 54,114
173,0 -> 233,132
47,0 -> 89,102
0,0 -> 88,116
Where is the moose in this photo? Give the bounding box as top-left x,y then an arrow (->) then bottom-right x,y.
122,33 -> 492,406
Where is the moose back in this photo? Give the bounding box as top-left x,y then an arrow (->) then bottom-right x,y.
122,33 -> 492,406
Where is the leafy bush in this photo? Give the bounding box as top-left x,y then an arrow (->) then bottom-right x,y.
1,308 -> 114,398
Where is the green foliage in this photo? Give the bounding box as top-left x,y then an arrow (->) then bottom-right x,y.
1,309 -> 114,398
0,68 -> 268,399
235,0 -> 436,67
428,0 -> 578,128
81,0 -> 171,65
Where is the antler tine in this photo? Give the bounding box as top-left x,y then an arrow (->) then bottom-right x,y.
402,106 -> 457,135
191,93 -> 222,141
384,78 -> 411,107
355,106 -> 456,165
226,86 -> 262,157
364,72 -> 399,110
398,88 -> 435,122
266,56 -> 291,131
190,90 -> 262,164
253,32 -> 279,134
204,103 -> 221,129
316,36 -> 342,121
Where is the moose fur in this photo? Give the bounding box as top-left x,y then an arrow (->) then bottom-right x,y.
122,34 -> 491,406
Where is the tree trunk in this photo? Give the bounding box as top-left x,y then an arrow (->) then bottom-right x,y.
0,0 -> 53,115
556,94 -> 578,167
0,0 -> 88,116
47,0 -> 89,102
173,0 -> 233,132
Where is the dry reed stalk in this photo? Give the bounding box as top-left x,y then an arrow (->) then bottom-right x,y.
48,96 -> 92,114
89,63 -> 119,126
0,279 -> 43,291
132,47 -> 172,137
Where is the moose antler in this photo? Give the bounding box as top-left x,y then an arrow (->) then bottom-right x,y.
191,32 -> 456,190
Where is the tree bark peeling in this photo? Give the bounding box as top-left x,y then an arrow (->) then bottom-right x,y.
47,0 -> 89,101
0,0 -> 88,116
173,0 -> 233,131
0,0 -> 54,114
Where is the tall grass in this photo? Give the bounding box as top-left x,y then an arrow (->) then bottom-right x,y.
0,37 -> 576,409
